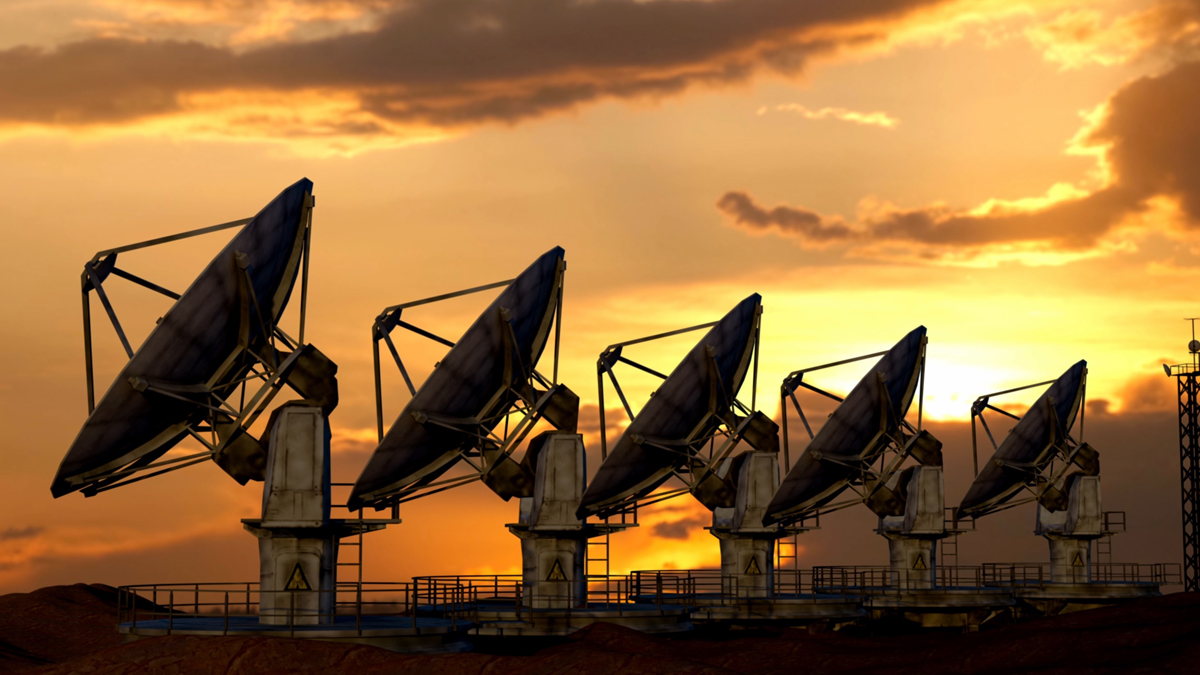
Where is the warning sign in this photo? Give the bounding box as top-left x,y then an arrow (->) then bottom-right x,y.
1071,552 -> 1085,568
744,557 -> 763,575
284,563 -> 311,591
912,555 -> 927,571
547,559 -> 567,581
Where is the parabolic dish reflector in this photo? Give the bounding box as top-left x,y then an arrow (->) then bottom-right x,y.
52,178 -> 313,498
764,326 -> 926,525
575,294 -> 761,519
957,360 -> 1086,518
348,247 -> 565,510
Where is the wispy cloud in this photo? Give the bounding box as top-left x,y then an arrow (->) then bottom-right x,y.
757,103 -> 900,129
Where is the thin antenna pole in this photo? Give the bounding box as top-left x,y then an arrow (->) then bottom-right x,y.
598,367 -> 608,460
1080,369 -> 1087,443
298,196 -> 313,345
917,339 -> 926,432
373,327 -> 384,443
780,388 -> 790,473
751,308 -> 761,411
971,416 -> 979,477
82,286 -> 95,414
553,269 -> 563,385
1190,318 -> 1199,368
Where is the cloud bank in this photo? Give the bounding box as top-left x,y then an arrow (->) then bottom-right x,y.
0,0 -> 953,146
719,53 -> 1200,262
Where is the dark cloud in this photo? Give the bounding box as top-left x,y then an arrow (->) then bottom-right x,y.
0,526 -> 44,542
1117,371 -> 1177,413
0,0 -> 945,130
718,57 -> 1200,256
651,515 -> 707,540
1087,398 -> 1113,416
715,192 -> 855,243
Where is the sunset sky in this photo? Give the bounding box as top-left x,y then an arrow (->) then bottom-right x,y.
3,0 -> 1200,594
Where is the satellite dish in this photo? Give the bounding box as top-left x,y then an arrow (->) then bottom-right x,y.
52,178 -> 328,498
576,294 -> 762,519
764,326 -> 926,525
348,247 -> 566,510
957,360 -> 1087,518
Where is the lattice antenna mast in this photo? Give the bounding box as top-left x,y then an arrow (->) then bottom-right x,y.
1164,318 -> 1200,592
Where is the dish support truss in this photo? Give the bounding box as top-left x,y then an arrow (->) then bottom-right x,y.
778,336 -> 939,525
368,261 -> 573,511
592,306 -> 774,518
967,374 -> 1098,518
77,197 -> 319,495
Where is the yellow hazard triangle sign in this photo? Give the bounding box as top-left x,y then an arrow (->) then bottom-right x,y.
285,563 -> 312,591
912,555 -> 927,571
546,559 -> 567,581
1072,552 -> 1085,568
744,556 -> 763,575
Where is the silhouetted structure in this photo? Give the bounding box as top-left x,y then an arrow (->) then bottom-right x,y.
1164,320 -> 1200,592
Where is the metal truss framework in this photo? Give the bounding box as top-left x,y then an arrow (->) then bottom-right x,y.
78,205 -> 314,494
1164,318 -> 1200,592
1176,373 -> 1200,592
593,307 -> 768,519
966,373 -> 1097,519
777,338 -> 935,527
369,265 -> 568,512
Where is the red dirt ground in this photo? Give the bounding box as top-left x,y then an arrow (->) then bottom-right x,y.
2,585 -> 1198,674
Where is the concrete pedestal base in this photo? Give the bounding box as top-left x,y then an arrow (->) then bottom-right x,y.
1046,536 -> 1093,584
242,520 -> 389,626
715,536 -> 775,598
508,526 -> 615,609
885,536 -> 937,590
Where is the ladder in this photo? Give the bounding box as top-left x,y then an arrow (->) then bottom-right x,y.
330,483 -> 367,617
776,535 -> 799,571
941,533 -> 959,567
1097,511 -> 1125,566
587,530 -> 610,579
335,517 -> 365,616
941,507 -> 971,569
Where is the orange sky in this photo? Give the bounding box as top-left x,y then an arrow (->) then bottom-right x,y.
2,0 -> 1199,593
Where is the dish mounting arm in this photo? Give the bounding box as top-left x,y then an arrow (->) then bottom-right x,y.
777,336 -> 931,524
967,372 -> 1091,518
76,196 -> 321,494
369,263 -> 571,509
592,307 -> 767,517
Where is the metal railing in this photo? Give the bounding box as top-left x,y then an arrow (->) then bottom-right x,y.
1103,511 -> 1127,532
117,581 -> 474,637
412,574 -> 687,622
812,565 -> 1001,593
1167,363 -> 1200,376
980,562 -> 1182,587
628,569 -> 860,603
